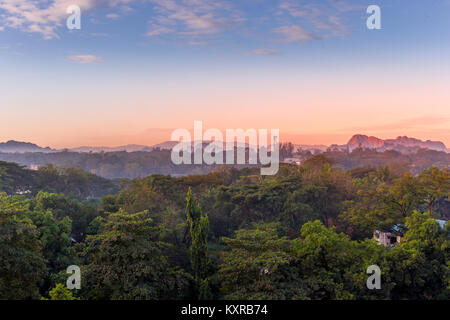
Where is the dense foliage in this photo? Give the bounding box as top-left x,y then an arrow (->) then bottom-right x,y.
0,161 -> 119,199
0,156 -> 449,300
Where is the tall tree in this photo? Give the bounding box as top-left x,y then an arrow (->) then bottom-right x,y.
83,209 -> 190,300
387,211 -> 449,299
0,195 -> 46,299
218,223 -> 292,299
186,187 -> 210,299
418,167 -> 450,216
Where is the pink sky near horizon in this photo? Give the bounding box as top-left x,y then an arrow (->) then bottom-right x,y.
2,47 -> 449,149
1,78 -> 448,149
1,124 -> 449,150
2,40 -> 449,149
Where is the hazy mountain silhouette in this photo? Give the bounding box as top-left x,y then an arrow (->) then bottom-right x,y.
1,134 -> 448,154
329,134 -> 448,153
0,140 -> 54,153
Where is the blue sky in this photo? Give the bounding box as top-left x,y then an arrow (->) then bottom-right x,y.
1,0 -> 450,148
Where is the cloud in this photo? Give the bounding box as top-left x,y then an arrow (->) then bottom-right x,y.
0,0 -> 359,46
0,0 -> 133,39
273,25 -> 319,43
0,0 -> 93,39
188,40 -> 207,46
276,0 -> 358,40
146,24 -> 174,36
248,48 -> 280,55
146,0 -> 242,40
67,54 -> 104,64
106,13 -> 120,19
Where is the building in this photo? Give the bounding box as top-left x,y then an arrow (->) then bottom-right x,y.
374,219 -> 448,248
282,157 -> 302,165
373,229 -> 403,248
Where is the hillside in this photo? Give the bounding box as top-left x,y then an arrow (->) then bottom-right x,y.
0,140 -> 54,153
329,134 -> 448,153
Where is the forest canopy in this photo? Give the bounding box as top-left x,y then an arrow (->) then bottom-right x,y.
0,157 -> 449,300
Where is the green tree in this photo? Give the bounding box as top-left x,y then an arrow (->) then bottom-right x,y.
30,206 -> 75,275
290,221 -> 384,300
300,162 -> 353,227
218,223 -> 292,299
33,191 -> 98,241
42,283 -> 79,300
418,167 -> 450,216
186,187 -> 211,299
342,169 -> 425,238
387,211 -> 449,299
0,195 -> 46,299
83,209 -> 190,300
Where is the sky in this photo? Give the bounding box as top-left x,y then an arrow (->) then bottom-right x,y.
0,0 -> 449,148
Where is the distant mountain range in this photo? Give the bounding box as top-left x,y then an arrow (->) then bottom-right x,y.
69,145 -> 154,153
151,141 -> 178,150
328,135 -> 449,153
0,140 -> 54,153
292,144 -> 329,153
0,135 -> 448,154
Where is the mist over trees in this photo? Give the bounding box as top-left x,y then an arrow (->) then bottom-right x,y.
0,147 -> 448,179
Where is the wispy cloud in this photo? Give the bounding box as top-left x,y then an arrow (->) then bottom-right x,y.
146,24 -> 174,36
106,13 -> 120,19
67,54 -> 104,64
0,0 -> 132,39
0,0 -> 360,47
273,25 -> 319,43
188,40 -> 207,46
0,0 -> 93,39
146,0 -> 242,40
275,0 -> 359,41
248,48 -> 281,55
